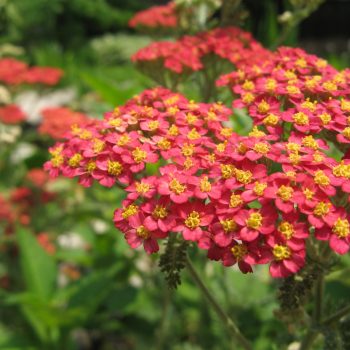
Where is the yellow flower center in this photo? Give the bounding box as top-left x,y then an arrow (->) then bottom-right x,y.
231,244 -> 248,261
51,154 -> 64,168
277,185 -> 294,201
341,99 -> 350,113
169,179 -> 186,195
235,169 -> 253,184
286,85 -> 300,95
289,152 -> 301,165
135,182 -> 150,194
79,130 -> 93,140
286,142 -> 301,153
167,106 -> 179,115
200,177 -> 212,193
293,112 -> 309,126
216,141 -> 227,153
313,202 -> 331,217
278,221 -> 294,240
342,127 -> 350,139
109,118 -> 122,127
148,120 -> 159,131
253,182 -> 267,196
187,128 -> 200,140
285,70 -> 297,80
314,170 -> 330,186
332,218 -> 350,238
303,188 -> 314,200
184,157 -> 194,170
248,126 -> 265,138
230,194 -> 243,208
220,127 -> 233,138
265,79 -> 277,92
246,212 -> 263,230
333,161 -> 350,178
185,211 -> 201,229
242,92 -> 255,104
242,80 -> 254,91
253,142 -> 270,154
295,58 -> 307,68
313,152 -> 324,163
117,134 -> 130,146
181,143 -> 195,157
301,99 -> 317,112
221,164 -> 235,179
92,139 -> 105,153
122,204 -> 138,219
257,100 -> 270,114
186,113 -> 198,124
273,245 -> 292,261
319,113 -> 331,125
263,113 -> 279,126
132,147 -> 147,163
168,125 -> 179,136
157,138 -> 171,150
107,160 -> 123,176
136,225 -> 151,239
322,81 -> 337,92
68,153 -> 83,168
152,205 -> 168,219
302,136 -> 318,150
220,219 -> 237,233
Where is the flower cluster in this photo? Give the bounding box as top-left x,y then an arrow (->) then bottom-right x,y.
132,27 -> 270,74
0,169 -> 56,235
39,107 -> 90,140
0,58 -> 63,86
45,83 -> 350,278
129,2 -> 177,29
0,104 -> 26,125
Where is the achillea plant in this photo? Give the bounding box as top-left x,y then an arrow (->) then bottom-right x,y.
44,41 -> 350,347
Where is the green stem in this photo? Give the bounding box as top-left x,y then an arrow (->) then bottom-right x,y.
185,255 -> 252,350
300,274 -> 324,350
321,305 -> 350,327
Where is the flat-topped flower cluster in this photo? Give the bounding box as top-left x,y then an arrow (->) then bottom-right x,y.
128,2 -> 177,29
132,27 -> 270,74
0,58 -> 63,86
45,49 -> 350,277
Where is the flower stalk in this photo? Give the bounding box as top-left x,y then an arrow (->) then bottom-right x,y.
185,255 -> 253,350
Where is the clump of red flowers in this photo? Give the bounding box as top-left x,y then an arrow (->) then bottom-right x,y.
45,61 -> 350,278
0,58 -> 63,86
0,104 -> 26,124
129,2 -> 177,29
39,107 -> 90,140
132,27 -> 271,75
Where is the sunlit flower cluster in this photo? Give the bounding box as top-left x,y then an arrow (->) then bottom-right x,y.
132,27 -> 270,74
129,2 -> 177,29
0,58 -> 63,86
45,83 -> 350,278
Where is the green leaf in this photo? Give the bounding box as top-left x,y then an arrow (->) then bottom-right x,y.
17,227 -> 57,301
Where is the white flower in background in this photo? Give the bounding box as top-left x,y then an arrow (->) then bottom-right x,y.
57,232 -> 86,249
0,124 -> 21,143
91,219 -> 108,235
129,274 -> 143,288
15,88 -> 77,124
0,85 -> 11,104
9,142 -> 36,163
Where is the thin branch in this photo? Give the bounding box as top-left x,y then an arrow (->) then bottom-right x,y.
185,255 -> 252,350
